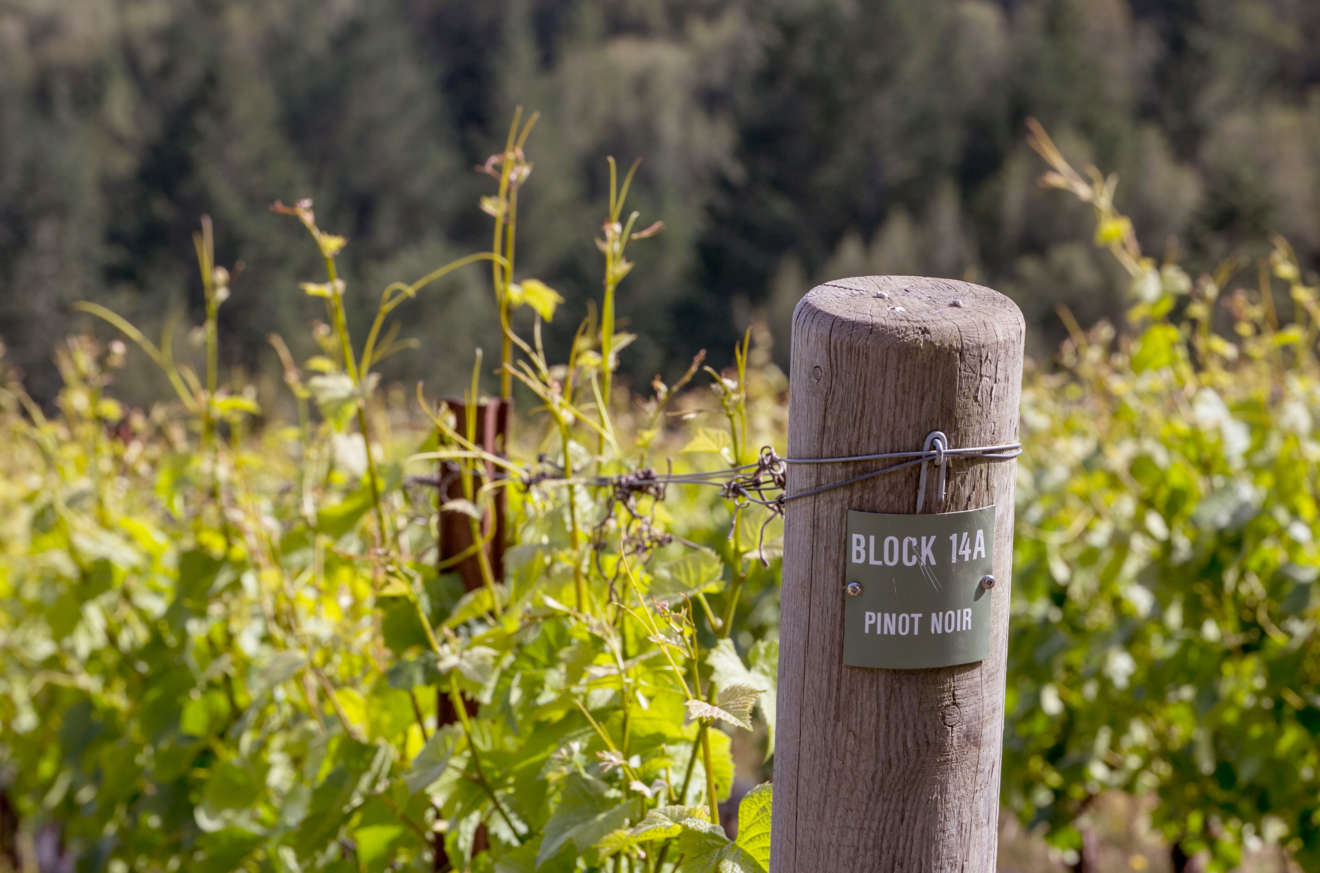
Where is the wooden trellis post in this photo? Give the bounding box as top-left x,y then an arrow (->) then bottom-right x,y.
434,397 -> 508,869
771,276 -> 1024,873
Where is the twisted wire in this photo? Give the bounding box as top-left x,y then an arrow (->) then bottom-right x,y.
517,434 -> 1022,511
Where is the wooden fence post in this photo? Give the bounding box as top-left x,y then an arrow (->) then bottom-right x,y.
770,276 -> 1024,873
433,397 -> 508,869
435,398 -> 509,593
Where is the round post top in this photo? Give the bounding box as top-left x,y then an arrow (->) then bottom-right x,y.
794,276 -> 1023,348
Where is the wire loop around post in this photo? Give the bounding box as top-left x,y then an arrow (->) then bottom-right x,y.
915,430 -> 948,513
773,434 -> 1019,507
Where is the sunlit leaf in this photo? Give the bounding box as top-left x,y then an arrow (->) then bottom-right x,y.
517,279 -> 563,322
685,684 -> 760,732
736,784 -> 773,868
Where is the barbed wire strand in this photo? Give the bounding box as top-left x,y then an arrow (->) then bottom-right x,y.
412,431 -> 1020,567
415,435 -> 1019,505
511,433 -> 1021,507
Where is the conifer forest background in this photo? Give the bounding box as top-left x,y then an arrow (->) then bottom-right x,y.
3,0 -> 1319,401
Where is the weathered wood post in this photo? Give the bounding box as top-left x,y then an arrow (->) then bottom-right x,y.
771,276 -> 1024,873
434,397 -> 508,869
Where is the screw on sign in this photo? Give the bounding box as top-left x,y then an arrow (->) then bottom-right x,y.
772,276 -> 1024,873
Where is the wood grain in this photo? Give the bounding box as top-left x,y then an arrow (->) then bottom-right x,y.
770,276 -> 1024,873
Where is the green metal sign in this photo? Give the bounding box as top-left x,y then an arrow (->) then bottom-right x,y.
843,505 -> 995,670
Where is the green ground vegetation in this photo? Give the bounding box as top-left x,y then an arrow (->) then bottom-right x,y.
1,118 -> 1319,873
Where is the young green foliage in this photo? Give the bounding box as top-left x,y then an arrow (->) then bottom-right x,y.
0,115 -> 780,873
4,112 -> 1319,873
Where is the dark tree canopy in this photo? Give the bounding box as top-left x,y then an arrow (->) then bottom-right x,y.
2,0 -> 1318,401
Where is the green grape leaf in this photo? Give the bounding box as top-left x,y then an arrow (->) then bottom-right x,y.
707,639 -> 776,746
379,594 -> 432,654
405,724 -> 463,794
1130,323 -> 1180,373
192,829 -> 265,873
513,279 -> 564,322
748,640 -> 778,750
735,783 -> 772,867
686,684 -> 761,732
316,483 -> 375,538
597,806 -> 711,856
307,371 -> 359,429
445,644 -> 499,688
251,651 -> 306,698
536,774 -> 640,868
293,738 -> 395,856
355,822 -> 406,871
682,428 -> 732,455
707,639 -> 759,691
197,760 -> 260,831
675,818 -> 764,873
386,654 -> 444,690
650,545 -> 724,600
